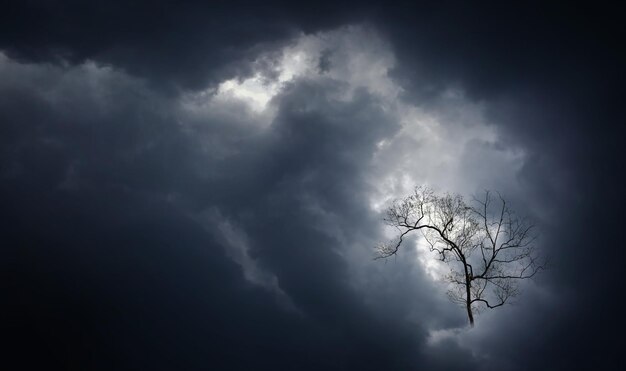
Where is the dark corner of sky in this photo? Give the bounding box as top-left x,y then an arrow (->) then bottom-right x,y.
1,1 -> 624,370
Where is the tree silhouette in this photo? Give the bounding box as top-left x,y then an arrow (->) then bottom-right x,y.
376,187 -> 545,326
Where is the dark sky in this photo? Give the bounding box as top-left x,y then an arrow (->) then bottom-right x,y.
1,2 -> 624,370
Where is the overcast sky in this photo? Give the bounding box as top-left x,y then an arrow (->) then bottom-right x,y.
1,2 -> 624,370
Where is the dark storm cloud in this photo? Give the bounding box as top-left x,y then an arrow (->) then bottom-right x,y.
0,50 -> 431,370
2,2 -> 624,371
0,0 -> 367,92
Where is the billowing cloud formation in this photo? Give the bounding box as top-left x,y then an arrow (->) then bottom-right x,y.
2,4 -> 624,371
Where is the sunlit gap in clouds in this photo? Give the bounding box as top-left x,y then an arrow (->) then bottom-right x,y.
213,49 -> 311,113
183,25 -> 399,120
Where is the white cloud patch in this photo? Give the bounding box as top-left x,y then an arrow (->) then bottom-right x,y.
182,25 -> 399,119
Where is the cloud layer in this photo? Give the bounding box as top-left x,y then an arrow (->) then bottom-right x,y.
2,3 -> 624,370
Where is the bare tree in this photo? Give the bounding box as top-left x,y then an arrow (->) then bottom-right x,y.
376,187 -> 545,326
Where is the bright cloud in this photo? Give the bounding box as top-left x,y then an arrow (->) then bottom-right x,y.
179,25 -> 529,295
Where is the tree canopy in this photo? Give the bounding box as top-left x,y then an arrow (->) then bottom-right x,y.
377,187 -> 545,326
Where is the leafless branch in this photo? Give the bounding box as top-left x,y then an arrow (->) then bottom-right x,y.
375,186 -> 546,326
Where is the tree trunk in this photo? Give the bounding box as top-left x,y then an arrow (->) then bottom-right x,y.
464,265 -> 474,327
466,301 -> 474,327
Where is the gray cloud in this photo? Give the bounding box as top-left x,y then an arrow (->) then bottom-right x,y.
0,34 -> 430,370
1,4 -> 624,370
